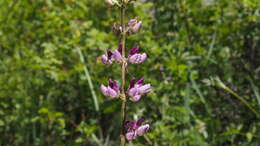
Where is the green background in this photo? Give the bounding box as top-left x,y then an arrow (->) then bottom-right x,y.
0,0 -> 260,145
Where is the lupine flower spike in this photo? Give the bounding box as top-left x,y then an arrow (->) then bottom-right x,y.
128,77 -> 151,102
101,1 -> 151,145
125,118 -> 150,141
128,46 -> 147,64
100,79 -> 120,98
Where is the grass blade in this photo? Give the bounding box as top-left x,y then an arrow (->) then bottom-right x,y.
76,47 -> 99,111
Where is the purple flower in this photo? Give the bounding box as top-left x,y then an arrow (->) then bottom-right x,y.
128,18 -> 142,34
112,44 -> 123,62
126,131 -> 136,141
128,53 -> 147,64
128,18 -> 137,26
131,21 -> 142,33
128,46 -> 147,64
136,124 -> 150,136
100,79 -> 120,98
101,45 -> 123,64
101,50 -> 113,65
127,77 -> 151,102
125,118 -> 150,141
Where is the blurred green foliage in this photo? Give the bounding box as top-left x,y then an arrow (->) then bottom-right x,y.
0,0 -> 260,145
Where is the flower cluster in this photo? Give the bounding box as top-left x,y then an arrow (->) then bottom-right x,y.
100,79 -> 120,98
125,118 -> 150,141
100,2 -> 151,142
101,44 -> 147,65
128,77 -> 151,102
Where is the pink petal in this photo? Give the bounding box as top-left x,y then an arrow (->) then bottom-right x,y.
131,94 -> 141,102
128,18 -> 137,26
113,81 -> 120,91
101,55 -> 112,65
129,46 -> 140,55
128,53 -> 147,64
138,84 -> 151,94
100,85 -> 109,96
108,79 -> 120,91
136,124 -> 150,136
112,50 -> 123,62
101,55 -> 108,64
107,87 -> 119,98
136,77 -> 144,85
126,131 -> 137,141
129,78 -> 136,89
132,21 -> 142,33
136,118 -> 145,126
128,87 -> 139,97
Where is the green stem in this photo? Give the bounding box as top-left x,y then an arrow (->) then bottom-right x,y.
120,4 -> 127,146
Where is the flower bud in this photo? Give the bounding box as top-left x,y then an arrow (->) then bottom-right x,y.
131,21 -> 142,33
105,0 -> 118,6
101,50 -> 113,65
128,18 -> 137,26
105,0 -> 114,6
112,23 -> 122,36
101,55 -> 112,65
128,18 -> 142,34
124,0 -> 130,4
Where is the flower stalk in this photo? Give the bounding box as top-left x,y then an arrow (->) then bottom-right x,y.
100,0 -> 150,145
120,4 -> 127,146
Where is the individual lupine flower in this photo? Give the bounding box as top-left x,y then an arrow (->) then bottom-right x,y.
125,118 -> 150,141
100,79 -> 120,98
112,44 -> 123,62
101,50 -> 113,65
128,18 -> 142,34
128,46 -> 147,64
127,77 -> 151,102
